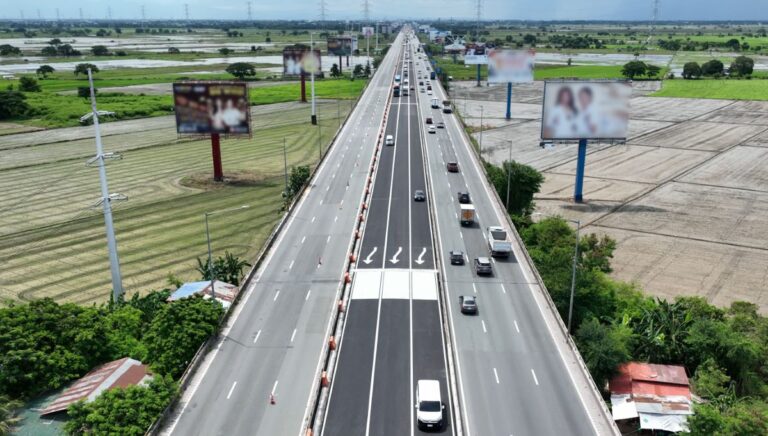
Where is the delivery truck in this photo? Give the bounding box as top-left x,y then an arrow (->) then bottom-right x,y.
460,204 -> 475,226
487,226 -> 512,257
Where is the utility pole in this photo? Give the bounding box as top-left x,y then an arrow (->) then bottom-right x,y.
568,220 -> 581,334
479,105 -> 484,153
319,0 -> 327,22
203,206 -> 249,302
86,69 -> 124,302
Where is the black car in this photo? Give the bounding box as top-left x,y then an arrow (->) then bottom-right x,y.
459,295 -> 478,314
457,192 -> 471,204
450,250 -> 465,265
414,190 -> 426,201
474,257 -> 492,275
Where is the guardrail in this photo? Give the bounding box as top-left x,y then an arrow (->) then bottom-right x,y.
147,89 -> 365,436
442,86 -> 619,435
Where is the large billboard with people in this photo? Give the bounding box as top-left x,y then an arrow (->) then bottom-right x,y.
464,43 -> 487,65
283,46 -> 321,76
541,81 -> 631,140
172,82 -> 251,136
327,36 -> 354,56
487,49 -> 535,83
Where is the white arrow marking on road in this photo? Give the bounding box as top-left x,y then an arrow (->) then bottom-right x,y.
389,246 -> 403,264
414,247 -> 427,265
363,247 -> 378,264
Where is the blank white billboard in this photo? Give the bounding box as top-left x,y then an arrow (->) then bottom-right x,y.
541,81 -> 631,140
487,49 -> 534,83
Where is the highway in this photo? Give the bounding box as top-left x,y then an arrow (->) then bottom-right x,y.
322,34 -> 455,436
413,41 -> 605,434
160,31 -> 404,436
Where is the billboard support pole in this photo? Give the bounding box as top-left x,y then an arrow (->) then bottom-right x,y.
300,72 -> 307,103
338,55 -> 342,73
574,139 -> 587,203
211,133 -> 223,182
476,64 -> 481,87
505,82 -> 512,120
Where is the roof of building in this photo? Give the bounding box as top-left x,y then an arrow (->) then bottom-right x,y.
168,280 -> 239,308
609,362 -> 692,433
40,358 -> 152,416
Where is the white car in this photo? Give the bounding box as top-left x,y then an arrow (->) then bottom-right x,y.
428,126 -> 436,134
427,89 -> 433,95
385,134 -> 394,146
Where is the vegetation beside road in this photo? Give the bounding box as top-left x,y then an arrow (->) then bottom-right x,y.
481,159 -> 768,435
652,79 -> 768,101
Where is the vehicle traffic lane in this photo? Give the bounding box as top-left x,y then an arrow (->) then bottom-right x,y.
409,65 -> 435,271
383,89 -> 411,268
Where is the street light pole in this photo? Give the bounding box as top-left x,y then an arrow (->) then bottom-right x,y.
568,219 -> 581,334
283,137 -> 289,194
505,138 -> 513,210
310,33 -> 317,125
479,105 -> 484,153
203,205 -> 250,302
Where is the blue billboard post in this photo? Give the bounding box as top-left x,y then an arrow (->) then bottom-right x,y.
573,139 -> 588,203
505,82 -> 512,120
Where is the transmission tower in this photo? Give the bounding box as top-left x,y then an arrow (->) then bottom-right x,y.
247,2 -> 253,21
55,8 -> 60,22
36,9 -> 41,20
648,0 -> 660,44
362,0 -> 370,22
184,3 -> 190,21
319,0 -> 327,22
79,8 -> 84,20
19,10 -> 24,21
475,0 -> 482,41
141,5 -> 146,26
107,6 -> 112,20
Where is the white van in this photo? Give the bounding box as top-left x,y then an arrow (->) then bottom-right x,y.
415,379 -> 444,430
385,134 -> 394,146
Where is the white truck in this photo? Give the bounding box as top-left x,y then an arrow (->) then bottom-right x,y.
460,204 -> 475,226
430,98 -> 440,109
487,226 -> 512,257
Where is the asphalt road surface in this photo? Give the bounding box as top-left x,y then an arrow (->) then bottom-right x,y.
160,31 -> 405,436
414,48 -> 601,435
322,34 -> 455,436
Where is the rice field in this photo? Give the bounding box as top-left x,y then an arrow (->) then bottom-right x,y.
0,99 -> 356,306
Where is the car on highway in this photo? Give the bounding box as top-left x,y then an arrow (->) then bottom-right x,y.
385,134 -> 394,146
427,89 -> 433,95
414,190 -> 426,201
416,380 -> 444,431
459,295 -> 478,314
450,250 -> 465,265
425,117 -> 433,124
474,257 -> 493,275
420,88 -> 425,93
457,191 -> 471,203
447,161 -> 459,172
428,125 -> 436,134
419,81 -> 424,86
437,121 -> 445,128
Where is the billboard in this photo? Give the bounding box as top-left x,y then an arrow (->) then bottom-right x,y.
541,81 -> 631,140
487,49 -> 534,83
362,26 -> 375,37
464,43 -> 487,65
283,47 -> 321,76
172,82 -> 251,136
327,36 -> 353,56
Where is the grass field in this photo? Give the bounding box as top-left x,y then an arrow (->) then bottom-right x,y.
432,56 -> 644,81
15,77 -> 367,128
0,99 -> 359,306
651,79 -> 768,100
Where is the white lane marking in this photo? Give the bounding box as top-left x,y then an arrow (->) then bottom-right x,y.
334,215 -> 338,222
500,284 -> 506,294
481,320 -> 487,333
493,368 -> 500,384
253,329 -> 262,344
289,260 -> 294,270
306,289 -> 312,300
531,369 -> 539,386
327,235 -> 332,243
271,380 -> 279,395
301,236 -> 306,244
460,232 -> 464,239
455,212 -> 458,220
227,381 -> 237,399
472,283 -> 477,294
273,290 -> 280,301
291,328 -> 297,343
514,320 -> 520,333
491,257 -> 496,264
476,211 -> 481,220
311,216 -> 316,223
326,185 -> 330,191
414,247 -> 427,265
389,246 -> 403,264
340,199 -> 344,207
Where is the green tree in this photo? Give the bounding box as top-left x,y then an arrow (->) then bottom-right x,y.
575,318 -> 633,388
74,63 -> 99,76
218,47 -> 233,55
730,56 -> 754,77
143,296 -> 223,378
682,62 -> 702,79
35,64 -> 55,78
353,64 -> 364,77
725,38 -> 741,51
0,90 -> 30,120
364,63 -> 372,77
196,252 -> 251,286
632,298 -> 693,363
693,358 -> 732,400
330,63 -> 342,78
225,62 -> 256,80
701,59 -> 725,77
523,34 -> 537,45
484,160 -> 544,217
18,76 -> 40,92
91,45 -> 110,56
287,165 -> 311,198
621,60 -> 647,79
168,47 -> 180,54
0,44 -> 21,56
64,376 -> 176,436
646,64 -> 662,78
0,395 -> 23,435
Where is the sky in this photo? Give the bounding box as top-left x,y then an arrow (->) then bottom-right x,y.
6,1 -> 768,21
